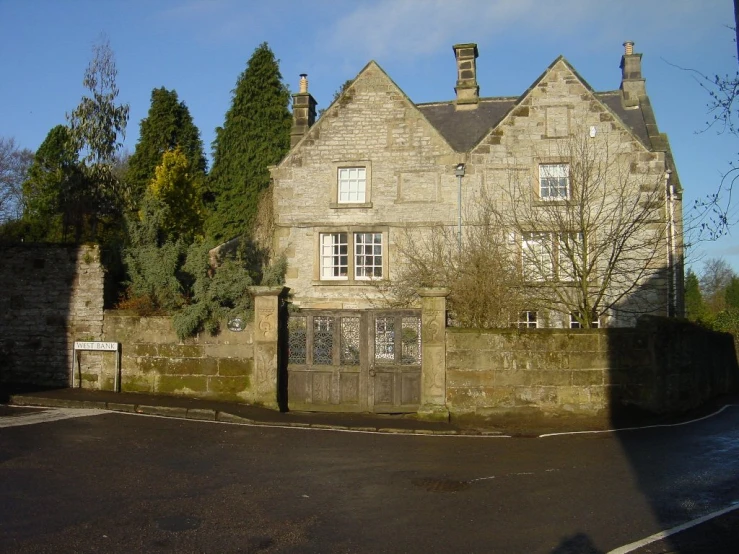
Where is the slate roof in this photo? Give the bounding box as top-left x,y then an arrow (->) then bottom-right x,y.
417,91 -> 652,153
417,98 -> 516,152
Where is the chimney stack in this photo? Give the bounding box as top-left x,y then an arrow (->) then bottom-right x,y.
453,43 -> 479,110
291,73 -> 317,147
620,41 -> 645,108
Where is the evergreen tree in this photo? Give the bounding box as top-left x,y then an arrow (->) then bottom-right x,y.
147,147 -> 204,242
206,42 -> 291,242
725,275 -> 739,309
126,87 -> 206,206
684,268 -> 707,322
21,125 -> 85,240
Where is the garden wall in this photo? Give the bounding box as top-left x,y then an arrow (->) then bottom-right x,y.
0,244 -> 104,387
97,312 -> 257,403
445,317 -> 739,418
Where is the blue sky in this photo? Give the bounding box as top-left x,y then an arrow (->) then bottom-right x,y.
1,0 -> 737,271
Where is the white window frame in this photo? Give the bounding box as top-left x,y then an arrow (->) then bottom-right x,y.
522,232 -> 553,282
320,232 -> 348,280
570,311 -> 600,329
338,167 -> 366,204
516,311 -> 538,329
354,232 -> 383,280
539,163 -> 570,200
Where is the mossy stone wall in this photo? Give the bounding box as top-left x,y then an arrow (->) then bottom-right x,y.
98,312 -> 255,402
447,318 -> 738,418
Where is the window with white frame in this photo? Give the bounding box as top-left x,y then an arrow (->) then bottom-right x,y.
320,232 -> 348,279
522,232 -> 553,281
539,163 -> 569,200
516,311 -> 538,329
319,231 -> 383,281
338,167 -> 366,203
558,232 -> 584,281
570,311 -> 600,328
354,232 -> 383,279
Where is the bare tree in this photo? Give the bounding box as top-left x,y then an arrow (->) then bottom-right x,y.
487,121 -> 675,328
382,218 -> 528,329
699,257 -> 736,313
0,137 -> 34,223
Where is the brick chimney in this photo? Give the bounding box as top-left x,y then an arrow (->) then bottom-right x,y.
291,74 -> 317,147
453,43 -> 479,110
620,41 -> 646,108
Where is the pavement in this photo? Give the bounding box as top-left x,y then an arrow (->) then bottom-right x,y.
2,385 -> 738,437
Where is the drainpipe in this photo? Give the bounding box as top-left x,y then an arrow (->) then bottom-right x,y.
665,169 -> 675,317
455,163 -> 466,256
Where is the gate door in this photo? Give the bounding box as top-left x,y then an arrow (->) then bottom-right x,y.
287,311 -> 368,412
369,311 -> 422,413
286,310 -> 422,413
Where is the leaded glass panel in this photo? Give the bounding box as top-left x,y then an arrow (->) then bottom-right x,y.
340,317 -> 360,365
375,317 -> 395,361
401,317 -> 421,365
288,316 -> 307,364
313,316 -> 334,365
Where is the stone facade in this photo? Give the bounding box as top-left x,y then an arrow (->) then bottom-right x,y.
271,42 -> 684,325
0,244 -> 104,387
271,61 -> 460,309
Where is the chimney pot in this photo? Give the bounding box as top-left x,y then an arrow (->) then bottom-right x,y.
299,74 -> 308,94
620,42 -> 645,107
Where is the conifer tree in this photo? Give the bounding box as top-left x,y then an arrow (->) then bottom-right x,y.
684,268 -> 707,322
22,125 -> 85,240
206,42 -> 291,242
126,87 -> 206,207
725,275 -> 739,310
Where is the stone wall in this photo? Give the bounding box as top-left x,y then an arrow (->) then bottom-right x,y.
99,312 -> 257,403
0,244 -> 104,387
446,318 -> 738,418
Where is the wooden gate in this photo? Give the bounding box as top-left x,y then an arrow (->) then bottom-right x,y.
286,310 -> 422,413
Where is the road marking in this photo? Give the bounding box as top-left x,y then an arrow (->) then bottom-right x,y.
608,501 -> 739,554
112,411 -> 512,437
539,404 -> 737,438
0,407 -> 106,428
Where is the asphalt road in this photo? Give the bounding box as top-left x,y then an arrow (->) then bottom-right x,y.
1,405 -> 738,553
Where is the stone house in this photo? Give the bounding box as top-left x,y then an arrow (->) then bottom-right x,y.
270,41 -> 684,329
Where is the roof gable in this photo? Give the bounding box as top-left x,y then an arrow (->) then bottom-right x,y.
470,56 -> 653,153
278,60 -> 454,166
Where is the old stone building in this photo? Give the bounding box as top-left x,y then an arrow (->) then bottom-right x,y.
270,41 -> 684,329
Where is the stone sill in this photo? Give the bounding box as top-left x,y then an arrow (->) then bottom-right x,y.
329,202 -> 373,209
311,279 -> 387,286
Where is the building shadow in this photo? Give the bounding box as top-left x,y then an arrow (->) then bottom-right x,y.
603,273 -> 739,552
0,244 -> 102,395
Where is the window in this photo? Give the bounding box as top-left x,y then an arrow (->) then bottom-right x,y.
539,163 -> 569,200
354,232 -> 383,279
319,231 -> 383,282
338,167 -> 366,203
570,312 -> 600,329
522,232 -> 553,281
558,232 -> 583,282
320,233 -> 348,280
516,311 -> 538,329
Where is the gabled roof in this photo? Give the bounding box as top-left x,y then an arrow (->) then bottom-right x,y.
417,98 -> 517,152
416,55 -> 654,153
